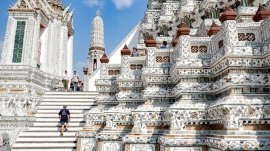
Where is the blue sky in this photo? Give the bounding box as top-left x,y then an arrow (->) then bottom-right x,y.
0,0 -> 147,77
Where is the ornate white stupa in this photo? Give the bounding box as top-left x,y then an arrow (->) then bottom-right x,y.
1,0 -> 270,150
89,8 -> 105,73
85,6 -> 140,91
84,8 -> 106,91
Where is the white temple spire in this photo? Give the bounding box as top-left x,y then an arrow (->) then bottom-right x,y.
90,6 -> 104,50
87,4 -> 105,76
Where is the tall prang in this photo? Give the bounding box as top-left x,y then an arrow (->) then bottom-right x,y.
84,7 -> 105,91
89,8 -> 105,74
0,0 -> 74,147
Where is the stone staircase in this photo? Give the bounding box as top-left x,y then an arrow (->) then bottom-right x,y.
12,91 -> 98,151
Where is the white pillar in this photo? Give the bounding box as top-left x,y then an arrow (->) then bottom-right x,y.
40,25 -> 49,72
45,23 -> 53,74
67,35 -> 73,76
59,25 -> 68,75
23,17 -> 34,65
30,19 -> 41,67
48,20 -> 61,76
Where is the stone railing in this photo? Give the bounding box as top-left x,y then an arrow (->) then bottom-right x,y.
0,65 -> 61,90
0,65 -> 62,116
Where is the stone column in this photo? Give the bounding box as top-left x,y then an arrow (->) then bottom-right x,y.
48,18 -> 62,76
100,53 -> 109,79
59,23 -> 68,75
219,6 -> 238,49
172,22 -> 190,59
45,23 -> 53,74
145,36 -> 156,67
222,20 -> 238,48
67,35 -> 73,75
22,17 -> 34,66
30,18 -> 41,67
120,44 -> 131,78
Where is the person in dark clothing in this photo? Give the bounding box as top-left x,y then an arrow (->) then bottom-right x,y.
131,47 -> 139,57
58,105 -> 70,136
161,41 -> 168,48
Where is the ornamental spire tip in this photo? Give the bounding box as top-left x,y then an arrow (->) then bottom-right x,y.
96,0 -> 101,16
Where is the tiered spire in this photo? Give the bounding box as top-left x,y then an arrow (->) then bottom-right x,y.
90,7 -> 105,51
87,4 -> 106,76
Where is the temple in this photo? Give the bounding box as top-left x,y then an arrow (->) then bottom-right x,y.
80,0 -> 270,150
1,0 -> 270,150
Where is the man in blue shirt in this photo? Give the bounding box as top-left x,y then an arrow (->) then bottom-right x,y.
58,105 -> 70,136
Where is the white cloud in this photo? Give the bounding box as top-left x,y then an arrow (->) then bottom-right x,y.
112,0 -> 134,10
83,0 -> 104,7
83,0 -> 134,10
83,0 -> 99,6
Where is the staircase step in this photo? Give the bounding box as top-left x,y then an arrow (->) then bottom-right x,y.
12,149 -> 76,151
43,95 -> 97,98
36,118 -> 83,122
31,120 -> 84,123
19,132 -> 77,137
33,122 -> 84,127
38,106 -> 92,109
37,109 -> 88,113
27,127 -> 82,132
44,91 -> 98,95
35,113 -> 83,118
40,102 -> 94,106
16,137 -> 76,142
42,99 -> 95,102
13,142 -> 76,148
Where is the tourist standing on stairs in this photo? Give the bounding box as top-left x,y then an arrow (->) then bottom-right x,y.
62,70 -> 69,91
71,71 -> 79,91
58,105 -> 70,136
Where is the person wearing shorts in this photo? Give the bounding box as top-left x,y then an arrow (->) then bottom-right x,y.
58,105 -> 70,136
